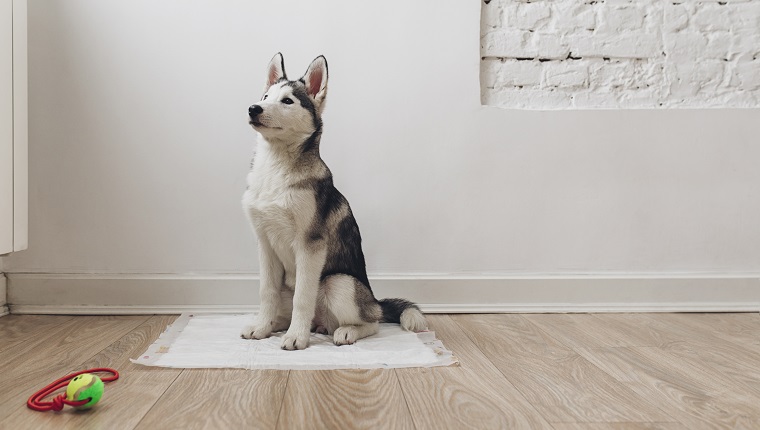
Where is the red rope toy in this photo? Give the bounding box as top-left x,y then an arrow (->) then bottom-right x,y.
27,368 -> 119,412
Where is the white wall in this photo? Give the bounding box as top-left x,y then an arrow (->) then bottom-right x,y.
3,1 -> 760,311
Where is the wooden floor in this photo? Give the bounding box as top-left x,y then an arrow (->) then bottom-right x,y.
1,313 -> 759,429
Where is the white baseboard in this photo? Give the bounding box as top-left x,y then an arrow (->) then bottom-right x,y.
6,273 -> 760,315
0,274 -> 8,317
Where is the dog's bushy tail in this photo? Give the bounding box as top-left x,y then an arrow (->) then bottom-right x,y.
379,298 -> 427,332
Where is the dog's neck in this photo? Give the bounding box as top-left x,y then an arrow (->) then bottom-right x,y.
256,130 -> 324,170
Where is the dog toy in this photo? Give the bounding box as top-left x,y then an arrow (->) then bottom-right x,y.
27,368 -> 119,412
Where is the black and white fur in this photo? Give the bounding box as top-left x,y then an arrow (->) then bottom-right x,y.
240,53 -> 427,350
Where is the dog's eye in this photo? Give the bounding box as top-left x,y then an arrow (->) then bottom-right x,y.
282,98 -> 294,105
262,95 -> 268,100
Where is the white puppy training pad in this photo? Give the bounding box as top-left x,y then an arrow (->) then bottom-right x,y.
132,314 -> 456,370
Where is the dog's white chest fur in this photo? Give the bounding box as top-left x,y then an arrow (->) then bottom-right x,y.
243,143 -> 305,287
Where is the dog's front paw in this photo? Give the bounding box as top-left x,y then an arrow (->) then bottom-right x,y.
240,323 -> 273,340
280,330 -> 310,350
334,326 -> 358,346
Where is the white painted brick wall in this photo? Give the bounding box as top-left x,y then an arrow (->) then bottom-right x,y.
481,0 -> 760,109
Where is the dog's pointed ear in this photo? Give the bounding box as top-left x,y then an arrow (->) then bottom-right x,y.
265,53 -> 287,91
302,56 -> 328,113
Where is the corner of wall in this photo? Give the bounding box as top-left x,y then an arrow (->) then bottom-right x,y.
0,270 -> 8,317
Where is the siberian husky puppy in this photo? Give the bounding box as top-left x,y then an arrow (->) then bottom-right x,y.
241,53 -> 427,350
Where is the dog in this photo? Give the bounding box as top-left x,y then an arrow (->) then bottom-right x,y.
240,53 -> 427,350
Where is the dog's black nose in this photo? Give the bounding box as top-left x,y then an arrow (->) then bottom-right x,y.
248,105 -> 263,117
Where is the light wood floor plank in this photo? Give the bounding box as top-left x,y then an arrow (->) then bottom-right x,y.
630,314 -> 760,396
0,315 -> 88,365
551,423 -> 688,430
2,315 -> 181,430
579,313 -> 760,396
522,314 -> 626,348
658,313 -> 760,349
576,346 -> 760,429
396,315 -> 552,429
524,314 -> 682,349
135,368 -> 289,430
453,314 -> 670,423
279,368 -> 414,430
0,314 -> 74,353
0,315 -> 150,419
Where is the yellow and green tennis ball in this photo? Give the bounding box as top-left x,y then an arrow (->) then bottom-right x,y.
65,374 -> 104,410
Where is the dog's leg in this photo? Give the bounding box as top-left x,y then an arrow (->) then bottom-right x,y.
241,238 -> 284,339
334,322 -> 379,346
280,246 -> 326,350
274,287 -> 294,330
320,274 -> 382,345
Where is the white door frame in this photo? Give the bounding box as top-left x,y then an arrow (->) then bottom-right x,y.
0,0 -> 26,255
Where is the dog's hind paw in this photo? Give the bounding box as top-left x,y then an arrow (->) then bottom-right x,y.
334,326 -> 358,346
